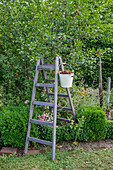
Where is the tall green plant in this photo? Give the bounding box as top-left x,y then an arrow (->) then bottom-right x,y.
0,0 -> 113,104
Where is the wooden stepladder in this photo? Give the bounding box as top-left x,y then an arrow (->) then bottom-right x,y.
24,56 -> 76,160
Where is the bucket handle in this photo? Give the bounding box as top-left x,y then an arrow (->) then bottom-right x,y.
59,63 -> 74,74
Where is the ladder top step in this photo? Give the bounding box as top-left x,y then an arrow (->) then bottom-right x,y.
38,64 -> 55,70
36,83 -> 55,88
30,119 -> 53,127
28,137 -> 52,146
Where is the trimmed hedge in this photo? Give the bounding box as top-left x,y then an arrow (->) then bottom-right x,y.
38,125 -> 76,142
0,105 -> 113,149
38,106 -> 109,142
106,120 -> 113,139
0,104 -> 42,148
0,105 -> 29,148
76,106 -> 108,141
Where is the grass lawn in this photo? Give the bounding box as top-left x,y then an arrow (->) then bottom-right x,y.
0,147 -> 113,169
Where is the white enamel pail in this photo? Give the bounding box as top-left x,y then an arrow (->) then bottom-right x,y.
59,73 -> 74,88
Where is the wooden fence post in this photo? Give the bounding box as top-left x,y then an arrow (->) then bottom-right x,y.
98,57 -> 103,108
107,77 -> 111,109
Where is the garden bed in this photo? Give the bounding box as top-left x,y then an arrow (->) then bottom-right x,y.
1,139 -> 113,156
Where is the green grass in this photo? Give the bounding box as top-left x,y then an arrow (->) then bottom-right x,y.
0,148 -> 113,169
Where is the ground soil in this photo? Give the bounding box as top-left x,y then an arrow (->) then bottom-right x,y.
18,139 -> 113,155
0,139 -> 113,157
56,139 -> 113,152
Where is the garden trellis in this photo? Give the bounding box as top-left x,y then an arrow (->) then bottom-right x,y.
24,56 -> 76,160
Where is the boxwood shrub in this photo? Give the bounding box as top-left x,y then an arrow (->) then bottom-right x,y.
0,104 -> 29,148
0,104 -> 41,148
38,124 -> 76,142
76,106 -> 107,141
38,104 -> 111,142
106,120 -> 113,139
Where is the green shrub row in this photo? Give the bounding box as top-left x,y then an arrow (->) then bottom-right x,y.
0,105 -> 113,149
39,106 -> 110,142
39,120 -> 113,142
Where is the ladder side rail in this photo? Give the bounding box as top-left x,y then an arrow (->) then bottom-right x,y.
40,57 -> 53,111
24,58 -> 40,153
52,56 -> 58,160
59,56 -> 76,123
66,88 -> 76,123
59,56 -> 64,70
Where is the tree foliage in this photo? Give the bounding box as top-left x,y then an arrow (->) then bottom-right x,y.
0,0 -> 113,103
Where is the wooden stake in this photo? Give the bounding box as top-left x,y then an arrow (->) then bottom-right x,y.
107,77 -> 111,109
98,57 -> 103,108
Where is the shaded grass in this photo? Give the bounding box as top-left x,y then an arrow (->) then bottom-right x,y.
0,148 -> 113,169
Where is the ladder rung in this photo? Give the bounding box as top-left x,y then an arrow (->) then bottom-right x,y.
36,83 -> 54,88
33,101 -> 54,107
28,137 -> 52,146
57,117 -> 72,122
38,64 -> 55,70
57,107 -> 72,111
30,119 -> 53,127
48,93 -> 68,97
46,79 -> 55,82
46,79 -> 60,82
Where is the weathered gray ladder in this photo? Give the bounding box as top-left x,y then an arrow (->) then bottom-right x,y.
24,56 -> 76,160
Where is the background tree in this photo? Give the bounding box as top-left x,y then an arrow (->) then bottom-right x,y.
0,0 -> 112,104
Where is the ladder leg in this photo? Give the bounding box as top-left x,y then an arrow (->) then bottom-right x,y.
24,107 -> 33,153
66,88 -> 76,123
24,59 -> 40,153
52,57 -> 58,160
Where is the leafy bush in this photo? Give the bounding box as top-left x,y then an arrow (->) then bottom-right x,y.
0,137 -> 3,149
38,124 -> 76,143
76,106 -> 107,141
0,104 -> 45,148
0,104 -> 29,148
0,104 -> 76,147
0,86 -> 3,109
106,120 -> 113,139
0,104 -> 113,149
32,116 -> 113,143
0,1 -> 42,104
0,103 -> 55,148
110,90 -> 113,107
